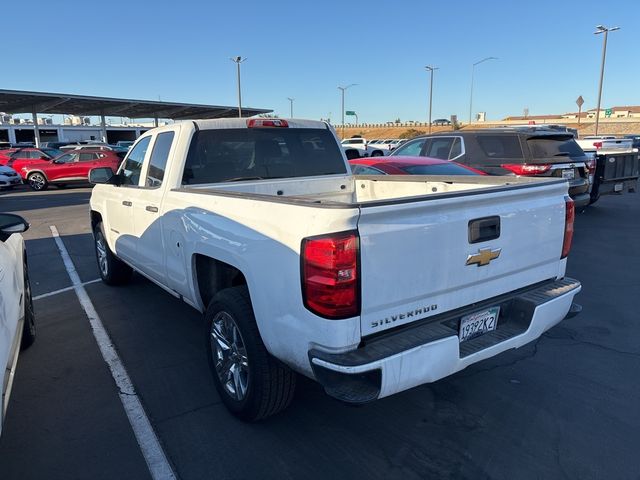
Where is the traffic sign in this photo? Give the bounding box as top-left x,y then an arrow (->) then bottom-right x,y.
605,108 -> 612,117
576,96 -> 584,108
345,111 -> 356,116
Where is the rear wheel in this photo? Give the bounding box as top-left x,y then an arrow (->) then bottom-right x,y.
21,254 -> 36,349
27,172 -> 48,191
206,286 -> 296,421
371,150 -> 383,157
94,223 -> 133,285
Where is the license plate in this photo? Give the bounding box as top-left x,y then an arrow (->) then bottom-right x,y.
561,169 -> 575,179
614,183 -> 623,192
459,306 -> 500,343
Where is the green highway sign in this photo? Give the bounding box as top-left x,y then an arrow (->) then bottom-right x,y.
605,108 -> 612,117
345,111 -> 356,116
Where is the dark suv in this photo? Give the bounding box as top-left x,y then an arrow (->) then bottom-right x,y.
390,129 -> 591,208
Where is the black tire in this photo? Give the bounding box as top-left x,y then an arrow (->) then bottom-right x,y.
27,172 -> 48,191
205,286 -> 296,421
371,150 -> 383,157
94,222 -> 133,285
21,254 -> 36,349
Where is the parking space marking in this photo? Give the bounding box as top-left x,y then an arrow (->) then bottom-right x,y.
49,225 -> 177,480
33,279 -> 101,301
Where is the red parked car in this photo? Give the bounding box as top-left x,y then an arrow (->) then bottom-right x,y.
349,156 -> 485,176
20,149 -> 126,191
0,147 -> 64,172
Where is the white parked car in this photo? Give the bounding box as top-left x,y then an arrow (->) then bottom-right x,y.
89,118 -> 581,421
0,165 -> 23,189
0,213 -> 36,437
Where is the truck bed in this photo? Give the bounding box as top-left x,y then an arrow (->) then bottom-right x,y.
176,174 -> 566,207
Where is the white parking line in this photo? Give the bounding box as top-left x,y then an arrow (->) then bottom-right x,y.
33,279 -> 101,301
49,225 -> 176,480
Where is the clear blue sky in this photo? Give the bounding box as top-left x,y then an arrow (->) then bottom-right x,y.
4,0 -> 639,123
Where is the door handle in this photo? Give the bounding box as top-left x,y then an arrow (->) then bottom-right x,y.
122,201 -> 132,207
468,216 -> 501,244
145,205 -> 158,213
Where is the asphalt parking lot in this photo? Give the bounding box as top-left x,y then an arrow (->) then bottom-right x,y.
0,185 -> 638,480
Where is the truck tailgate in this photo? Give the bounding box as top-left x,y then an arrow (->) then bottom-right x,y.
357,181 -> 568,336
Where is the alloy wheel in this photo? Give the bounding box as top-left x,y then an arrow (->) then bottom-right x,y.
28,174 -> 46,190
95,234 -> 108,277
210,311 -> 249,401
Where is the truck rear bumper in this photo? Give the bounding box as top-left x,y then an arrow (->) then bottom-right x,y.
309,278 -> 581,404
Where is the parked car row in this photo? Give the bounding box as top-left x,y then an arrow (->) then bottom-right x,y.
0,147 -> 125,191
340,137 -> 406,157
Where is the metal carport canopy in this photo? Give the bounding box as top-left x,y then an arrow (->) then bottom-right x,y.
0,89 -> 272,119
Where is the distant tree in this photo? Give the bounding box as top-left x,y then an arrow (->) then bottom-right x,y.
394,118 -> 401,124
399,129 -> 424,139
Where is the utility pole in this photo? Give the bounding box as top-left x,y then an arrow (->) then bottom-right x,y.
287,97 -> 294,118
593,25 -> 620,136
469,57 -> 497,125
230,56 -> 247,117
338,84 -> 357,138
425,65 -> 439,134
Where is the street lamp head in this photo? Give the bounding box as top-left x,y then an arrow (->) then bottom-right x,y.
473,56 -> 498,67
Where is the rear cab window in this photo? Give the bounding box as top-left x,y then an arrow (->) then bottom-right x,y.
182,128 -> 347,185
144,131 -> 175,188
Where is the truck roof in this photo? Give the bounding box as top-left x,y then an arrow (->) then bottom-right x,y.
191,118 -> 330,131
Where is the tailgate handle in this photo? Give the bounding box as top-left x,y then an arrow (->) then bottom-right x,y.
468,216 -> 500,244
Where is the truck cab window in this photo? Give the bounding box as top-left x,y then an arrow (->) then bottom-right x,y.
120,136 -> 151,186
145,131 -> 175,187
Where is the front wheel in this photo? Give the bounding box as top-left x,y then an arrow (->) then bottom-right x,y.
206,286 -> 296,421
94,223 -> 133,285
27,172 -> 48,191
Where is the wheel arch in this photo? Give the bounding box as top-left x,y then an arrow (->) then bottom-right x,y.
26,169 -> 48,181
193,254 -> 249,311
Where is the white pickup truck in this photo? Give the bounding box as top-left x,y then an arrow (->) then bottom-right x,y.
89,118 -> 581,420
341,137 -> 387,157
576,135 -> 633,152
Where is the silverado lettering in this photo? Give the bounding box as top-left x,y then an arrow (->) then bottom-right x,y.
371,305 -> 439,328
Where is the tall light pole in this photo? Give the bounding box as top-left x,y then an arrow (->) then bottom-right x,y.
469,56 -> 497,125
425,65 -> 439,133
230,56 -> 247,117
338,84 -> 357,138
287,97 -> 294,118
594,25 -> 620,136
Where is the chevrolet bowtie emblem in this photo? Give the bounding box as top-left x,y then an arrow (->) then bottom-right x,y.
466,247 -> 501,267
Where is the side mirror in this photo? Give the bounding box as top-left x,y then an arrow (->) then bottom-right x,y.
0,213 -> 29,242
89,167 -> 120,185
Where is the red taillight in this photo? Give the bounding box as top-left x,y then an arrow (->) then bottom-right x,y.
501,163 -> 552,175
593,141 -> 603,150
561,196 -> 574,259
246,119 -> 289,128
586,158 -> 597,175
301,231 -> 359,319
